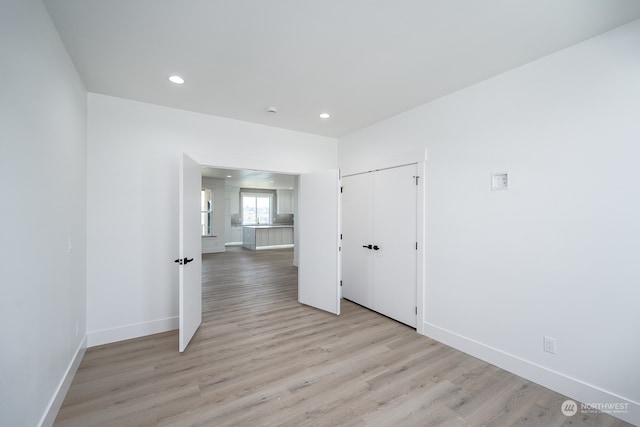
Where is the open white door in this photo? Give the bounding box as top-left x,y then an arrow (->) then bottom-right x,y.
298,170 -> 340,315
178,153 -> 202,352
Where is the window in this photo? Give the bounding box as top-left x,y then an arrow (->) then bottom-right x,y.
242,194 -> 272,225
201,188 -> 213,236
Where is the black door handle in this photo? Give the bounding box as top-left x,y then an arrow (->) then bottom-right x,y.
184,258 -> 194,264
174,257 -> 194,265
372,245 -> 380,251
362,244 -> 372,249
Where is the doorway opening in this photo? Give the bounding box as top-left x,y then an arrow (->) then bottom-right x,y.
179,161 -> 342,352
200,166 -> 298,260
199,166 -> 301,323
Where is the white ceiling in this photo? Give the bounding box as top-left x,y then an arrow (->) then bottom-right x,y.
44,0 -> 640,138
202,167 -> 295,190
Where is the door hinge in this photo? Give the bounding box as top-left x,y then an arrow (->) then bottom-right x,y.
413,175 -> 419,185
340,234 -> 343,240
340,186 -> 343,193
340,280 -> 343,287
416,242 -> 418,250
415,306 -> 418,315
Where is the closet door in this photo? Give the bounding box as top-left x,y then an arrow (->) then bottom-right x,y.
341,172 -> 374,308
372,164 -> 417,327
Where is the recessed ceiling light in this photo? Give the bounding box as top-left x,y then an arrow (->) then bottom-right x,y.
319,113 -> 331,119
168,75 -> 184,84
226,175 -> 232,178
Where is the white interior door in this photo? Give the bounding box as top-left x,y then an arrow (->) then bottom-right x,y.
373,164 -> 417,327
341,172 -> 374,309
298,170 -> 340,314
178,153 -> 202,352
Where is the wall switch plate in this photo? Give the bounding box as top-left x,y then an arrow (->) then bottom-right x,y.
491,173 -> 509,190
543,336 -> 556,354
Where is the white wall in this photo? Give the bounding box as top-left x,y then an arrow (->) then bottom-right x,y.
86,94 -> 336,346
201,177 -> 225,253
0,1 -> 87,426
339,20 -> 640,425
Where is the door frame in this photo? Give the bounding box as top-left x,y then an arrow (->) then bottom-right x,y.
199,164 -> 306,266
187,162 -> 341,319
415,160 -> 426,335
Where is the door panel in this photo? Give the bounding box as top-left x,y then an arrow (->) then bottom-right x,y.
341,173 -> 374,308
298,170 -> 340,315
179,153 -> 202,352
373,164 -> 417,327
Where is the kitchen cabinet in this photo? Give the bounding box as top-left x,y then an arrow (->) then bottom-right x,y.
277,190 -> 294,214
243,225 -> 294,250
230,226 -> 243,243
228,186 -> 240,213
341,164 -> 417,327
225,186 -> 242,244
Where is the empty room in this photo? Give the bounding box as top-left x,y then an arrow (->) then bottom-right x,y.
1,1 -> 639,426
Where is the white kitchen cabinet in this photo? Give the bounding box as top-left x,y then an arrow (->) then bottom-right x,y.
277,189 -> 294,214
282,227 -> 293,244
231,226 -> 243,243
225,223 -> 243,244
228,186 -> 240,213
272,227 -> 282,245
341,164 -> 417,327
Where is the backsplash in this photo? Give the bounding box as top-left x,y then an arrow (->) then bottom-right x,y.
273,214 -> 294,225
230,213 -> 293,225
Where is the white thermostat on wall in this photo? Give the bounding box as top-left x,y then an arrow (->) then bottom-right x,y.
491,172 -> 509,190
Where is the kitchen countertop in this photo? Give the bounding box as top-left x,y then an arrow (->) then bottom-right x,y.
243,225 -> 293,229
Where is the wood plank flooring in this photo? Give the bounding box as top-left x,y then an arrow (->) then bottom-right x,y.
54,247 -> 632,426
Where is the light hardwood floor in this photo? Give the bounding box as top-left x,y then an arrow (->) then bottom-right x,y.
55,247 -> 631,426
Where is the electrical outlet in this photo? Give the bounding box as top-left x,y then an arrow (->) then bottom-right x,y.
491,172 -> 509,190
543,336 -> 556,354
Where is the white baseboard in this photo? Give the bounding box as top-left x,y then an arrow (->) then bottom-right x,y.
38,335 -> 87,427
87,316 -> 178,347
422,322 -> 639,426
